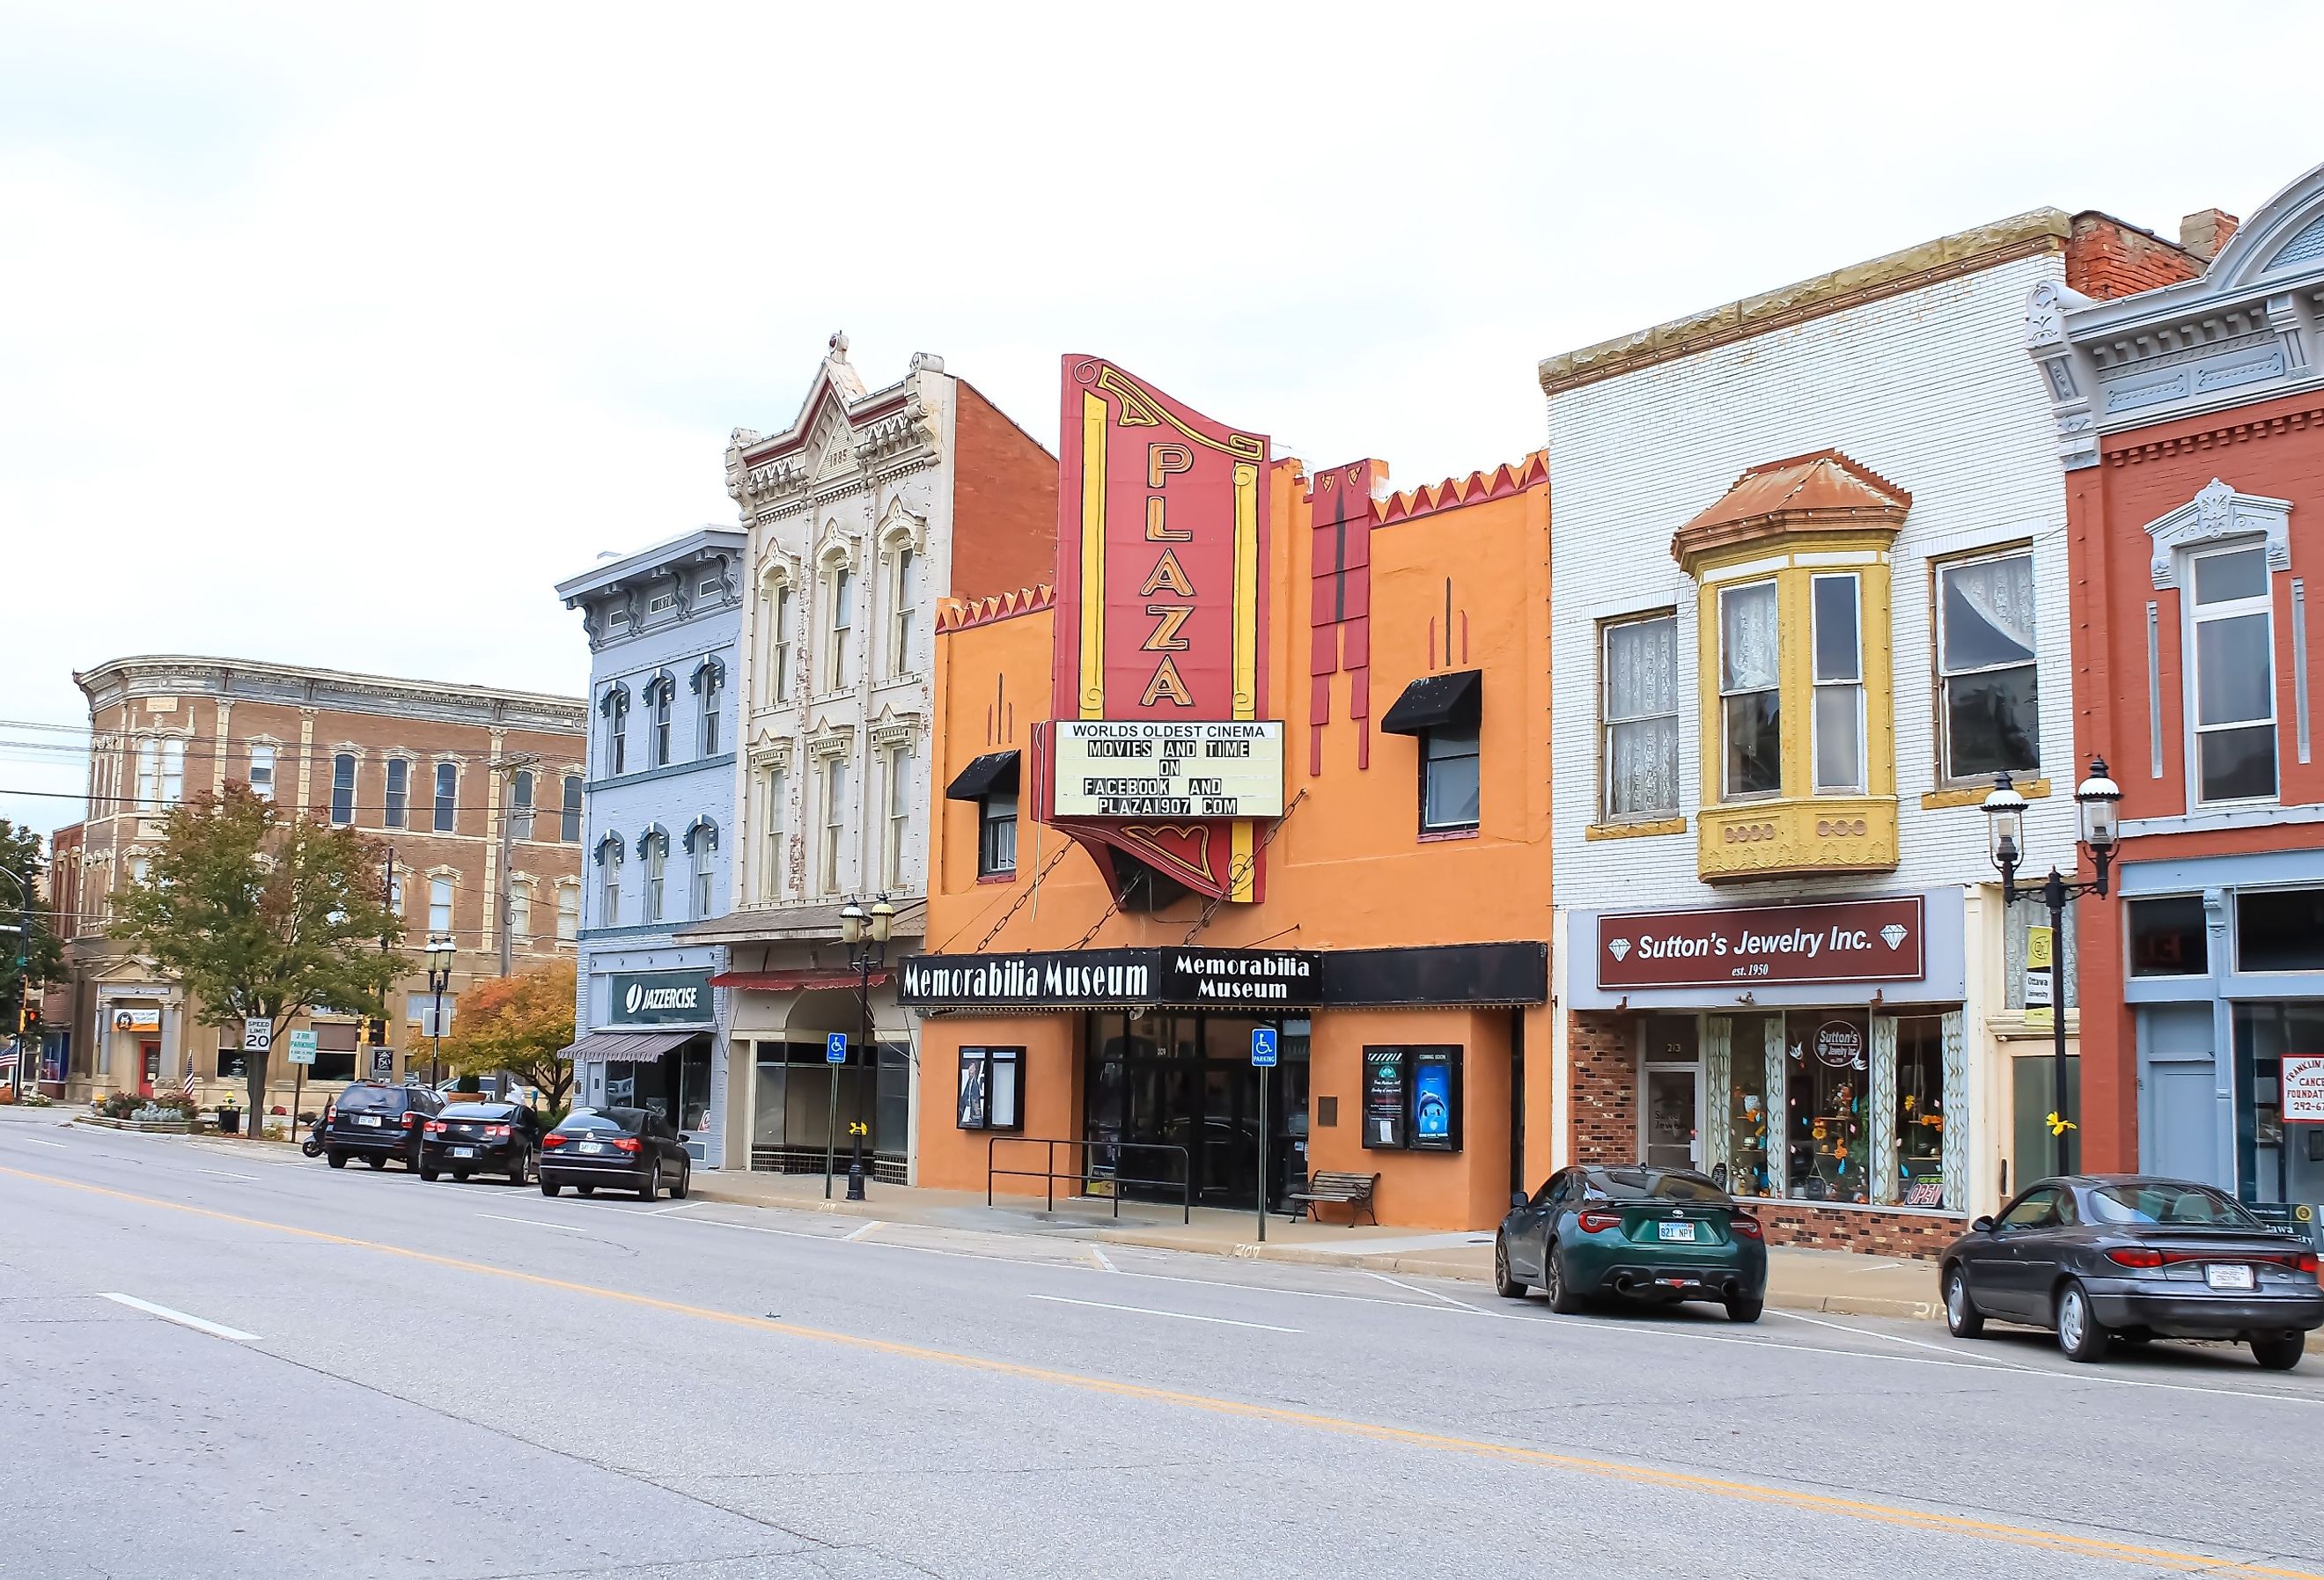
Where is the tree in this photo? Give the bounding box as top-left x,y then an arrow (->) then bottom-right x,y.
109,785 -> 407,1129
438,957 -> 577,1110
1,819 -> 64,1093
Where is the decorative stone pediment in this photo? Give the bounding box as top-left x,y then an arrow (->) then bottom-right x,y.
856,394 -> 937,468
875,498 -> 927,556
2144,480 -> 2293,588
805,724 -> 856,761
870,709 -> 923,750
747,731 -> 794,772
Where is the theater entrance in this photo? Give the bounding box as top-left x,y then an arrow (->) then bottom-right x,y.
1084,1012 -> 1310,1211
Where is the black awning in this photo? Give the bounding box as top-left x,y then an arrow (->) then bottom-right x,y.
945,750 -> 1020,801
1379,669 -> 1482,736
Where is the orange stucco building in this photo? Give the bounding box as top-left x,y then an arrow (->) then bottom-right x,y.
908,356 -> 1553,1231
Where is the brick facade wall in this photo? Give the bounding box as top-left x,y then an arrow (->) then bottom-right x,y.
949,379 -> 1059,602
1566,1010 -> 1636,1165
2065,213 -> 2203,301
1752,1201 -> 1966,1260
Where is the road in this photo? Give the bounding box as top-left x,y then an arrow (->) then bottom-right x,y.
4,1104 -> 2321,1580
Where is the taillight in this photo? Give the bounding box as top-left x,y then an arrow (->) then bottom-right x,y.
485,1125 -> 511,1139
2107,1246 -> 2164,1268
424,1121 -> 445,1135
1730,1216 -> 1764,1240
401,1113 -> 417,1128
2298,1252 -> 2319,1276
614,1136 -> 642,1154
541,1133 -> 566,1148
1576,1209 -> 1624,1234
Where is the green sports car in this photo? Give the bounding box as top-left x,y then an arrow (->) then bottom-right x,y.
1496,1164 -> 1769,1322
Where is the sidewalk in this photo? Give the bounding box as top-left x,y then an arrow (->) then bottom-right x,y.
688,1170 -> 1942,1322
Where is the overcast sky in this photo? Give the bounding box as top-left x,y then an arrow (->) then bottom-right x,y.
5,1 -> 2321,838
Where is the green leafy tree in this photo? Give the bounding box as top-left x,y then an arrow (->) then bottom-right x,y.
109,786 -> 408,1128
2,819 -> 64,1086
438,957 -> 577,1110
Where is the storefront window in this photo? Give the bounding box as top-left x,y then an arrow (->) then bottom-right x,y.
1894,1017 -> 1947,1208
2233,1003 -> 2324,1207
1785,1010 -> 1871,1205
1725,1013 -> 1778,1199
2237,888 -> 2324,974
2129,895 -> 2209,977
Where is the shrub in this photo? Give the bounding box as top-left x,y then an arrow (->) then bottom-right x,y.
98,1090 -> 143,1119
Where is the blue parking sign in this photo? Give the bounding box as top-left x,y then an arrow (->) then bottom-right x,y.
826,1033 -> 848,1064
1250,1027 -> 1277,1068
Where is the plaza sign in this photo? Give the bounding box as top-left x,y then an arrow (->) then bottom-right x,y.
1597,897 -> 1926,989
1052,721 -> 1284,819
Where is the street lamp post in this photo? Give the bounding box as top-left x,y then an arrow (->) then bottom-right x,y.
425,936 -> 456,1089
831,896 -> 894,1201
1983,757 -> 2122,1178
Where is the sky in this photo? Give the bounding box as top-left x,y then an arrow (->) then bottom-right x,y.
4,0 -> 2322,840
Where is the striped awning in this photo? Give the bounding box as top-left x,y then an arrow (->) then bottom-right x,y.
560,1030 -> 701,1065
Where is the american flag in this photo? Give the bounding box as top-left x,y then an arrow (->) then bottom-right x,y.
180,1062 -> 197,1102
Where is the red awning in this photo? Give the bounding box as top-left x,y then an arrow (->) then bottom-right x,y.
706,967 -> 893,992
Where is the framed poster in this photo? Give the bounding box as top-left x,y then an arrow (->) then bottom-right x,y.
1409,1047 -> 1464,1152
1362,1047 -> 1408,1150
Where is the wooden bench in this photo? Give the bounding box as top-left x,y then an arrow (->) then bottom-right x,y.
1284,1170 -> 1380,1227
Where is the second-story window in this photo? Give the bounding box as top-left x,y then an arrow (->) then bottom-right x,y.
690,824 -> 717,919
508,880 -> 531,941
1602,614 -> 1678,819
769,584 -> 793,702
760,767 -> 787,900
820,759 -> 847,893
1719,580 -> 1782,800
510,769 -> 534,840
555,882 -> 578,941
597,836 -> 623,926
383,758 -> 408,827
1421,724 -> 1480,832
978,788 -> 1018,878
649,677 -> 673,768
2189,543 -> 2277,805
891,547 -> 916,675
428,876 -> 453,937
698,663 -> 723,756
136,739 -> 159,809
560,774 -> 582,842
641,829 -> 668,922
1936,550 -> 2040,783
433,761 -> 458,833
884,745 -> 911,889
248,745 -> 276,801
160,739 -> 184,805
329,753 -> 357,826
826,567 -> 853,693
1812,574 -> 1864,793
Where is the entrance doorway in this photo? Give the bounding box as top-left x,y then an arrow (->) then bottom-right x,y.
138,1041 -> 160,1099
1644,1067 -> 1698,1171
1085,1013 -> 1305,1211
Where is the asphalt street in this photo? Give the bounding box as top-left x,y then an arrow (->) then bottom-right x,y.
4,1104 -> 2320,1580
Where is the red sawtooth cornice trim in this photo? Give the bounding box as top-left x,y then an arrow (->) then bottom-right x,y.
935,584 -> 1056,634
1370,451 -> 1549,526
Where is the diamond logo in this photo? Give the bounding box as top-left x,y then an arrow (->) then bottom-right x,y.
1607,937 -> 1631,962
1880,923 -> 1908,950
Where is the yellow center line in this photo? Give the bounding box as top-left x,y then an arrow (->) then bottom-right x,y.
7,1163 -> 2315,1580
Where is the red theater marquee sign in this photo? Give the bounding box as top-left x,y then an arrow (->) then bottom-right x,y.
1041,356 -> 1281,901
1596,897 -> 1927,989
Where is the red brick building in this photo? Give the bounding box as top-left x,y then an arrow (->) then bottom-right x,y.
2031,161 -> 2324,1209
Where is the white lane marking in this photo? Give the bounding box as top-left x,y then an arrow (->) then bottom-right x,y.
99,1293 -> 260,1343
1367,1271 -> 1482,1313
1771,1306 -> 2041,1369
15,1137 -> 70,1150
1027,1293 -> 1300,1334
476,1213 -> 585,1234
1090,1246 -> 1119,1274
842,1219 -> 884,1242
673,1214 -> 853,1246
647,1204 -> 691,1217
196,1169 -> 259,1181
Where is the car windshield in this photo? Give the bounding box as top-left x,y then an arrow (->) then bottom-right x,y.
334,1085 -> 404,1113
2087,1183 -> 2264,1229
1585,1167 -> 1730,1204
555,1108 -> 642,1135
441,1103 -> 518,1121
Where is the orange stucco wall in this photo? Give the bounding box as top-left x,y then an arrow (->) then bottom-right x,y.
917,453 -> 1555,1231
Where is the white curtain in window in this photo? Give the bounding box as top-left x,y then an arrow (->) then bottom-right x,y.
1606,619 -> 1678,815
1944,555 -> 2036,665
1720,585 -> 1780,692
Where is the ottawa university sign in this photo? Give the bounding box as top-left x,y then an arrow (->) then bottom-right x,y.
899,947 -> 1324,1010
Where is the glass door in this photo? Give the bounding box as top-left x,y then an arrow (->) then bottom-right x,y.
1644,1067 -> 1699,1171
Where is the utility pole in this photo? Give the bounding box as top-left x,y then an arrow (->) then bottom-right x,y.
379,846 -> 395,1083
489,755 -> 541,982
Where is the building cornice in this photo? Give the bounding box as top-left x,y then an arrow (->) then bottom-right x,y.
73,656 -> 585,733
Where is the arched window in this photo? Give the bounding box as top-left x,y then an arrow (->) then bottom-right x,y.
160,739 -> 184,805
824,560 -> 854,693
596,834 -> 624,926
694,658 -> 724,757
638,827 -> 669,922
329,753 -> 357,826
383,757 -> 408,826
510,769 -> 535,840
891,545 -> 916,676
560,774 -> 583,842
599,684 -> 630,775
761,573 -> 795,703
136,739 -> 160,810
685,818 -> 719,919
432,761 -> 459,833
646,673 -> 676,768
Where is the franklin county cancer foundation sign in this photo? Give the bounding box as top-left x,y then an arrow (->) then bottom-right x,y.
901,947 -> 1323,1010
1052,721 -> 1284,819
1596,897 -> 1926,989
606,970 -> 713,1026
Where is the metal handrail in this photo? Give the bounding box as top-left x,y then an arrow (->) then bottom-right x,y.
987,1135 -> 1192,1224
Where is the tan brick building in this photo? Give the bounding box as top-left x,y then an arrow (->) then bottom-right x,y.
56,656 -> 586,1112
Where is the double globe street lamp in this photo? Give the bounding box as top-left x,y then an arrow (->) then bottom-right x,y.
425,935 -> 456,1089
1983,757 -> 2123,1177
828,896 -> 895,1201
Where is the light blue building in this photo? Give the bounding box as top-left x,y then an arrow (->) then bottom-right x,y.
556,528 -> 746,1169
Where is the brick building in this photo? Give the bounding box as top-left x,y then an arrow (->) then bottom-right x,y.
57,656 -> 586,1110
1542,207 -> 2201,1254
2031,159 -> 2324,1209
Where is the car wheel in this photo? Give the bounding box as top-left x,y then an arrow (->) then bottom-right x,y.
1943,1264 -> 1985,1340
637,1162 -> 660,1203
1544,1244 -> 1585,1315
419,1166 -> 439,1183
365,1155 -> 386,1170
540,1179 -> 561,1197
452,1169 -> 470,1182
577,1184 -> 595,1196
1725,1295 -> 1763,1325
1492,1234 -> 1528,1300
2251,1332 -> 2306,1371
327,1151 -> 348,1170
673,1162 -> 689,1201
2056,1280 -> 2109,1363
508,1150 -> 530,1187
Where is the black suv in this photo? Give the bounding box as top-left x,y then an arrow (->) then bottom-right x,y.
321,1082 -> 444,1171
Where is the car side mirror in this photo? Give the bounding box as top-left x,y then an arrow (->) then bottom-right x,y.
679,1133 -> 690,1143
1971,1215 -> 1996,1233
1511,1191 -> 1528,1210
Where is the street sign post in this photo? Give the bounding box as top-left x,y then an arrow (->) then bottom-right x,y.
825,1033 -> 847,1200
1251,1026 -> 1277,1243
286,1029 -> 317,1144
286,1030 -> 318,1066
241,1018 -> 272,1053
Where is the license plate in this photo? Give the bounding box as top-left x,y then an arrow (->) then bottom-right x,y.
2206,1263 -> 2255,1291
357,1115 -> 381,1128
452,1147 -> 474,1158
1658,1221 -> 1698,1241
576,1142 -> 605,1154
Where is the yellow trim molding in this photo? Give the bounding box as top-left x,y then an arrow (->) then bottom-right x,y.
1921,779 -> 2050,811
1585,817 -> 1688,841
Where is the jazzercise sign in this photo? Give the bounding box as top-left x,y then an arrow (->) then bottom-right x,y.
1597,897 -> 1926,988
607,970 -> 712,1026
1052,721 -> 1285,819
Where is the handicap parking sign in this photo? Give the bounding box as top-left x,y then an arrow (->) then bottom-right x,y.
1250,1027 -> 1277,1068
826,1033 -> 848,1064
